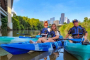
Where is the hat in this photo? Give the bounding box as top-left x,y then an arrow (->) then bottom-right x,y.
73,19 -> 78,23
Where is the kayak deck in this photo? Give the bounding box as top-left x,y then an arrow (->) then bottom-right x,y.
64,41 -> 90,60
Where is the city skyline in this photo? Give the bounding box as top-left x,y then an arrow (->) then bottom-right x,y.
46,13 -> 70,25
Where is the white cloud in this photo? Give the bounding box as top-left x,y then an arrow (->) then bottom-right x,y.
12,8 -> 17,14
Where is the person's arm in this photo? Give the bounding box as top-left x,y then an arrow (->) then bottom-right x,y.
84,33 -> 88,42
65,28 -> 72,39
82,27 -> 88,41
65,34 -> 70,39
52,31 -> 60,39
52,35 -> 59,40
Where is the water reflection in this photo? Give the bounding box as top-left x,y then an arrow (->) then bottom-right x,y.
1,30 -> 40,37
0,48 -> 79,60
0,31 -> 2,36
7,31 -> 13,37
9,48 -> 61,60
0,55 -> 8,60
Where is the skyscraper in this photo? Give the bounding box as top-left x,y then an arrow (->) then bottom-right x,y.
67,19 -> 70,24
64,17 -> 68,23
60,13 -> 65,24
47,20 -> 50,24
50,18 -> 52,24
50,17 -> 55,24
59,17 -> 61,24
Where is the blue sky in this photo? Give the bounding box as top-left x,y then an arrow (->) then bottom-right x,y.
13,0 -> 90,22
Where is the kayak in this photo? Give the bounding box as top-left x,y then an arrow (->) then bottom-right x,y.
1,35 -> 63,55
64,40 -> 90,60
0,35 -> 63,44
1,41 -> 63,55
0,35 -> 53,43
0,36 -> 39,44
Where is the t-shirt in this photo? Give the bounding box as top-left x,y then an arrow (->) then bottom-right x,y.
55,31 -> 60,36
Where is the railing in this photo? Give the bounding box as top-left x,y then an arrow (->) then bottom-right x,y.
0,6 -> 7,16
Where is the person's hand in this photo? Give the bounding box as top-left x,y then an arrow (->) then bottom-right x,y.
83,36 -> 87,42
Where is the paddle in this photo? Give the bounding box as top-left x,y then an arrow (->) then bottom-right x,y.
17,33 -> 31,35
61,38 -> 90,45
59,38 -> 83,41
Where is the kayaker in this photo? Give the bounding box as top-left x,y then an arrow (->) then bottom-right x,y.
38,21 -> 50,37
65,19 -> 88,43
30,24 -> 60,43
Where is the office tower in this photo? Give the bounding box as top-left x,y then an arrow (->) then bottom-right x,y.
64,17 -> 68,23
67,19 -> 70,24
60,13 -> 65,24
50,17 -> 55,24
47,20 -> 50,24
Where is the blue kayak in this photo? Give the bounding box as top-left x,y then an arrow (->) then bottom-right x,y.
64,40 -> 90,60
1,41 -> 63,55
1,35 -> 63,55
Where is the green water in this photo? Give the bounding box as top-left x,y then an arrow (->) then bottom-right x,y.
0,30 -> 90,60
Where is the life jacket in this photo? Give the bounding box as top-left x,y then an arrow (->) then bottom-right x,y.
71,26 -> 83,36
41,28 -> 48,34
50,31 -> 60,41
50,31 -> 56,37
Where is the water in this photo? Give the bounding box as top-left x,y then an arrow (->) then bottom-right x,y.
0,30 -> 90,60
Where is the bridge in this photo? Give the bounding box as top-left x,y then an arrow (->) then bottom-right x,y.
0,0 -> 13,30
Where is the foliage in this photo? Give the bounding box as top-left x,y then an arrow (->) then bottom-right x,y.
1,15 -> 44,30
12,16 -> 44,30
1,17 -> 8,29
12,16 -> 20,30
84,17 -> 88,22
63,22 -> 67,24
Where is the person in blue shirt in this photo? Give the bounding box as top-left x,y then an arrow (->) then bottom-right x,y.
65,19 -> 88,43
30,24 -> 60,43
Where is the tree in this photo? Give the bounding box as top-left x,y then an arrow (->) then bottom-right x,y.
84,17 -> 88,22
1,17 -> 8,29
1,15 -> 44,30
63,22 -> 67,24
12,17 -> 20,30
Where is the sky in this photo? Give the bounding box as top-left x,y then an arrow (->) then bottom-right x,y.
13,0 -> 90,22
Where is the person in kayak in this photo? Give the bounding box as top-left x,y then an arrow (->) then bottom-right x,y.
65,19 -> 88,43
38,21 -> 50,37
30,24 -> 60,43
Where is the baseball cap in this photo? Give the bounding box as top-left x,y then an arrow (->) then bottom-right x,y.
73,19 -> 78,23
